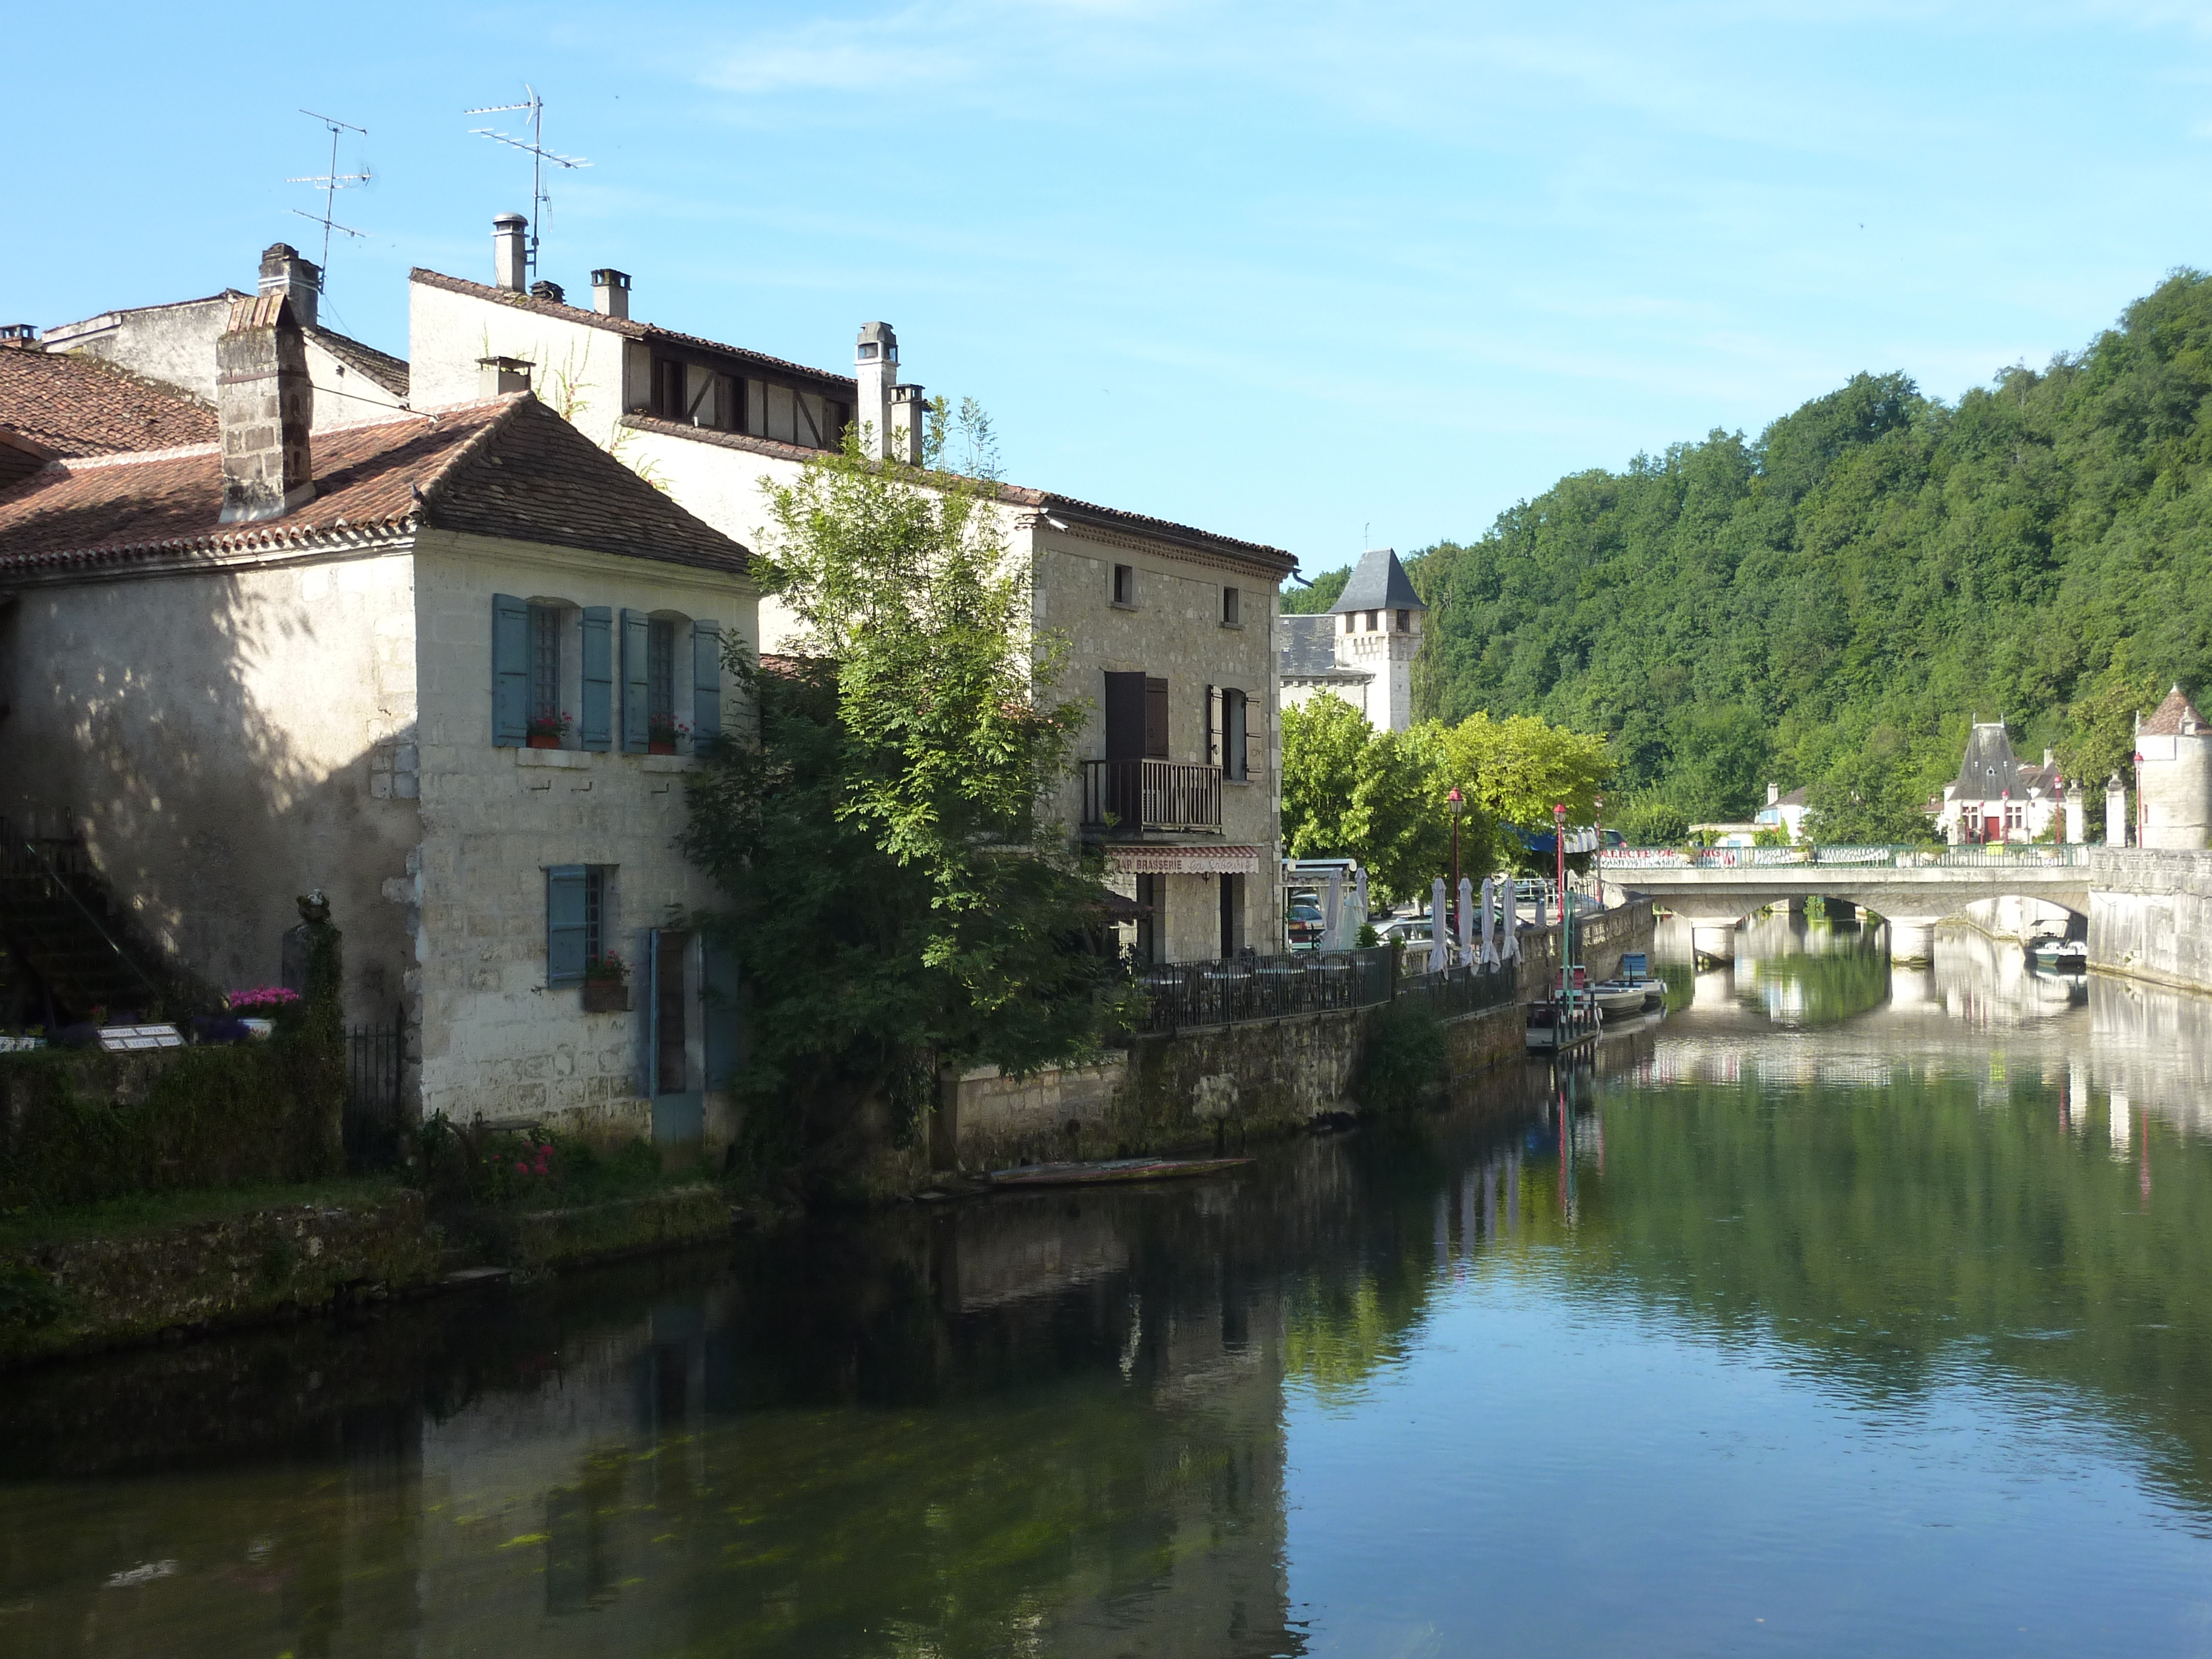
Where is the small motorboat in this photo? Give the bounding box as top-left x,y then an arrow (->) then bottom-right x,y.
2026,934 -> 2087,971
1590,981 -> 1648,1018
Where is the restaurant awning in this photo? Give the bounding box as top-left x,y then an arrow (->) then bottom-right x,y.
1103,844 -> 1268,876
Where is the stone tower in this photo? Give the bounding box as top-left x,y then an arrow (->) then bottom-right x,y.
1324,548 -> 1426,732
2136,686 -> 2212,850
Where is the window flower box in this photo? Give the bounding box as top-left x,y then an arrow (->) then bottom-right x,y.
646,716 -> 689,757
581,951 -> 629,1012
527,712 -> 574,749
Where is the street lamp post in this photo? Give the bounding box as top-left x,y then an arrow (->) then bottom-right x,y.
1592,794 -> 1605,907
1447,787 -> 1465,958
1553,801 -> 1570,1011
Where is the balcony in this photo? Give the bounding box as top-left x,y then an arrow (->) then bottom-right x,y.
1081,759 -> 1222,835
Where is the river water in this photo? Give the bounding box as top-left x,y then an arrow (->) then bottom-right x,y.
7,916 -> 2212,1657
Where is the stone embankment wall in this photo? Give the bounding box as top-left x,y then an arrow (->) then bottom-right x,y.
939,902 -> 1656,1173
2090,849 -> 2212,993
0,1190 -> 442,1367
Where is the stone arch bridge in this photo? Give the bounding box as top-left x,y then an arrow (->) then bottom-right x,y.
1598,846 -> 2091,963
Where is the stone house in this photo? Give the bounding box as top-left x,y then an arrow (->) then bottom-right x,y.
40,243 -> 411,433
2135,686 -> 2212,850
402,216 -> 1295,961
0,300 -> 757,1143
1936,722 -> 2072,844
1277,547 -> 1426,732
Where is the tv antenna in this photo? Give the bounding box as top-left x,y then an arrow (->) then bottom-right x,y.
287,110 -> 370,276
466,85 -> 589,282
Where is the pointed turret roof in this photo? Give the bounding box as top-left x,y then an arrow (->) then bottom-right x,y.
2139,686 -> 2207,737
1327,546 -> 1424,614
1952,721 -> 2020,798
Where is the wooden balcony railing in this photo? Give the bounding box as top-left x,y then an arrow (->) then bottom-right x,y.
1081,759 -> 1222,833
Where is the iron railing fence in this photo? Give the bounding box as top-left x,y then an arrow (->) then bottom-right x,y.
344,1013 -> 406,1170
1395,960 -> 1520,1021
1128,946 -> 1393,1034
1081,759 -> 1222,833
1600,843 -> 2093,871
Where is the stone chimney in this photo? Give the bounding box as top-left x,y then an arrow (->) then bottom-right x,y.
492,213 -> 529,291
216,294 -> 313,523
477,356 -> 533,398
257,243 -> 321,329
1766,782 -> 1779,806
891,383 -> 927,466
591,269 -> 631,320
0,324 -> 36,347
855,322 -> 896,458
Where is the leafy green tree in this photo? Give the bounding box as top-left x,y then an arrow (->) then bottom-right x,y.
685,412 -> 1125,1179
1402,272 -> 2212,818
1803,728 -> 1942,844
1281,695 -> 1490,903
1430,711 -> 1613,830
1280,566 -> 1351,614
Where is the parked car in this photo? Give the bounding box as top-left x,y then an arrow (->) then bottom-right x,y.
1377,917 -> 1433,948
1287,894 -> 1327,950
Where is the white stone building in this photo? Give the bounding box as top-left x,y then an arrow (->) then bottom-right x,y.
2136,686 -> 2212,850
0,300 -> 756,1144
401,218 -> 1295,962
1935,722 -> 2072,844
1276,547 -> 1425,732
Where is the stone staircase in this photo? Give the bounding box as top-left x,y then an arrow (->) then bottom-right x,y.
0,821 -> 167,1021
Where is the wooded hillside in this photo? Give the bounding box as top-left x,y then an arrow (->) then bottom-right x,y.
1293,272 -> 2212,839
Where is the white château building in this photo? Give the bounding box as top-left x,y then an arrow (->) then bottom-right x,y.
1277,548 -> 1426,732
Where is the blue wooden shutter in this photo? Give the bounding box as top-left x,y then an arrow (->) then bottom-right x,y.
546,865 -> 588,986
492,594 -> 529,746
691,619 -> 722,746
579,607 -> 613,751
620,608 -> 650,752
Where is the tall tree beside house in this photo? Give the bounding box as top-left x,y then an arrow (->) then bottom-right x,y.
683,411 -> 1127,1179
1281,694 -> 1498,903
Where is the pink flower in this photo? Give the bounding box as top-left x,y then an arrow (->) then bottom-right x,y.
514,1162 -> 528,1174
538,1144 -> 554,1157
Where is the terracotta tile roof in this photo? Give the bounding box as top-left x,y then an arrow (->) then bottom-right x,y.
412,268 -> 856,392
0,346 -> 215,458
0,394 -> 749,580
2140,686 -> 2207,737
306,326 -> 410,398
618,415 -> 1299,576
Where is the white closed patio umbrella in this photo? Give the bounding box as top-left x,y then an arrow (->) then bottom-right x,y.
1501,876 -> 1520,959
1480,877 -> 1501,967
1323,867 -> 1344,951
1456,876 -> 1475,964
1428,877 -> 1449,975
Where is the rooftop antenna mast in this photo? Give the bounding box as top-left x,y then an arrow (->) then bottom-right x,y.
287,110 -> 370,278
466,85 -> 589,282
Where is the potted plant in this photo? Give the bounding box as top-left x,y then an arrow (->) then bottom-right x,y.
581,952 -> 630,1012
646,716 -> 689,756
527,711 -> 573,749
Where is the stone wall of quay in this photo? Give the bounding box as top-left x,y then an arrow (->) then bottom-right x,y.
2089,849 -> 2212,994
938,902 -> 1656,1173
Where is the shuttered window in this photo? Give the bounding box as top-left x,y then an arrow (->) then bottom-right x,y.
1225,689 -> 1248,782
492,594 -> 529,746
692,620 -> 722,744
579,608 -> 613,751
648,620 -> 676,723
546,865 -> 605,988
529,605 -> 562,725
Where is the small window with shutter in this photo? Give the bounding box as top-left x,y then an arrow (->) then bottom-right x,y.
1113,565 -> 1136,608
1222,586 -> 1241,627
546,865 -> 608,988
1225,689 -> 1248,781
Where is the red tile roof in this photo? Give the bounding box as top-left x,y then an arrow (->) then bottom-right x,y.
0,346 -> 215,458
0,394 -> 749,579
411,269 -> 856,392
2140,686 -> 2207,737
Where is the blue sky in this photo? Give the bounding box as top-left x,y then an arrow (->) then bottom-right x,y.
12,2 -> 2212,574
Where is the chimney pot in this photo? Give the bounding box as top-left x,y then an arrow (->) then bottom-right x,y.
591,269 -> 631,320
0,324 -> 36,347
891,383 -> 927,465
477,356 -> 534,398
216,294 -> 314,523
492,213 -> 529,292
1766,782 -> 1778,806
257,242 -> 322,330
855,322 -> 897,459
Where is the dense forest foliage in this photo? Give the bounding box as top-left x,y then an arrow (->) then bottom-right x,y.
1290,272 -> 2212,840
